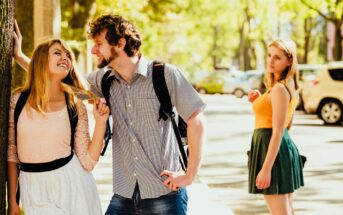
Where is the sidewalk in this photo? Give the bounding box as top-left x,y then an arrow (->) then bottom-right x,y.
92,145 -> 234,215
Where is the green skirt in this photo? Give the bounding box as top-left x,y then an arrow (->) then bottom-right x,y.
248,128 -> 304,194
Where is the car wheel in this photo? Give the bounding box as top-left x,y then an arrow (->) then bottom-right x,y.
198,88 -> 207,94
233,89 -> 245,98
319,100 -> 343,125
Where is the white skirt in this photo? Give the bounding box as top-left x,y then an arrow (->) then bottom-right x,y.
19,155 -> 102,215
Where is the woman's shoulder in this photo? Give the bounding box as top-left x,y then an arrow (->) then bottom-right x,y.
271,82 -> 288,93
271,82 -> 299,101
74,97 -> 89,117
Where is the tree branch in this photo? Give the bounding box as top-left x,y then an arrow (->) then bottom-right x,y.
300,0 -> 337,23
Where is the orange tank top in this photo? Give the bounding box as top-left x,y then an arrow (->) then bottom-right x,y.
253,89 -> 298,129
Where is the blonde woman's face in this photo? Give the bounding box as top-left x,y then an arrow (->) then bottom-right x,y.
266,45 -> 291,75
48,43 -> 72,80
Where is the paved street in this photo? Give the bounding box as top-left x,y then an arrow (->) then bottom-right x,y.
90,94 -> 343,214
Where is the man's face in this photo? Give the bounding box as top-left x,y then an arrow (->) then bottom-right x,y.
91,29 -> 118,68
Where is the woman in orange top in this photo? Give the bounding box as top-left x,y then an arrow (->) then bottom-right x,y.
247,39 -> 304,214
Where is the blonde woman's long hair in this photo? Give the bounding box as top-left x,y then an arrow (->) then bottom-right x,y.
264,39 -> 299,91
17,39 -> 89,114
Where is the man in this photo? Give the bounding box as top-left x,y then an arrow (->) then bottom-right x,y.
87,14 -> 206,214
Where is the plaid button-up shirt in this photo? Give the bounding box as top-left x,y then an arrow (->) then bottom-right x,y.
87,55 -> 206,199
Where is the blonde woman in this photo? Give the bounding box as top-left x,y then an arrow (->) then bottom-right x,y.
247,39 -> 304,214
8,36 -> 108,214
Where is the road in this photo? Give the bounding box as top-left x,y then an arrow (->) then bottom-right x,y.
198,94 -> 343,215
90,94 -> 343,214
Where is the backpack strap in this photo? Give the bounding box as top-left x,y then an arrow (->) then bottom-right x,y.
13,91 -> 29,204
278,82 -> 292,102
14,91 -> 29,145
152,62 -> 172,121
100,69 -> 116,156
152,62 -> 188,171
65,93 -> 78,151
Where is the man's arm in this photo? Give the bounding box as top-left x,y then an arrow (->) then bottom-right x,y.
161,109 -> 206,190
185,109 -> 206,182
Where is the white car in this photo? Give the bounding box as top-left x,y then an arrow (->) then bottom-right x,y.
301,62 -> 343,125
223,70 -> 264,98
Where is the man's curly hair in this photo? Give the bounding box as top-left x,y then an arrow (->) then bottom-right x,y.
88,14 -> 141,57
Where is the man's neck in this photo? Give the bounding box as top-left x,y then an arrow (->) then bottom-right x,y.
109,54 -> 140,82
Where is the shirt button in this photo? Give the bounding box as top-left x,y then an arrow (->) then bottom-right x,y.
132,139 -> 136,143
130,121 -> 133,126
127,85 -> 130,89
135,157 -> 138,160
128,104 -> 132,108
133,173 -> 137,177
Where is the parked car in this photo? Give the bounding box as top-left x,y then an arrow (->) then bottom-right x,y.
223,70 -> 264,98
194,72 -> 225,94
297,64 -> 327,110
301,62 -> 343,125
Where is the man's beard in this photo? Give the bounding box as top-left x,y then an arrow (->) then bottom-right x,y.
97,47 -> 119,68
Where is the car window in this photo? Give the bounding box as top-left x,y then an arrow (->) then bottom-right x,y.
299,69 -> 322,81
328,68 -> 343,81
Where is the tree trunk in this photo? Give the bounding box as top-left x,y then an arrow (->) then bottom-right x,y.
12,0 -> 34,89
238,20 -> 245,71
0,0 -> 14,213
334,23 -> 342,60
212,26 -> 220,69
303,18 -> 313,64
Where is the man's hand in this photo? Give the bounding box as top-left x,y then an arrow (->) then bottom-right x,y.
160,170 -> 192,191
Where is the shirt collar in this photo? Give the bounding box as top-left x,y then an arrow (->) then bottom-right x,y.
133,54 -> 149,78
106,54 -> 149,80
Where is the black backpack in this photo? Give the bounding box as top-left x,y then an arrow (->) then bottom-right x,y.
100,62 -> 188,171
13,91 -> 78,203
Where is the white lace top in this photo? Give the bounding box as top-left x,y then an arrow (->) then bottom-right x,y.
7,93 -> 98,172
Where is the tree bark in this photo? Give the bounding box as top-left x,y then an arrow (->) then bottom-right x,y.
334,23 -> 342,60
0,0 -> 14,213
12,0 -> 34,89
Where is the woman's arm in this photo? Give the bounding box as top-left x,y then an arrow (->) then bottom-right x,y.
74,99 -> 109,171
255,84 -> 290,189
7,162 -> 20,214
13,19 -> 30,71
7,93 -> 20,214
88,100 -> 109,160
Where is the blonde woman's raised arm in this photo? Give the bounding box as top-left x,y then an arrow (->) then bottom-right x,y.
13,19 -> 30,71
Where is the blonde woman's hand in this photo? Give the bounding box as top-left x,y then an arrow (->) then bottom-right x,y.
93,98 -> 110,123
8,202 -> 20,215
13,19 -> 23,60
255,168 -> 271,190
248,90 -> 261,103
